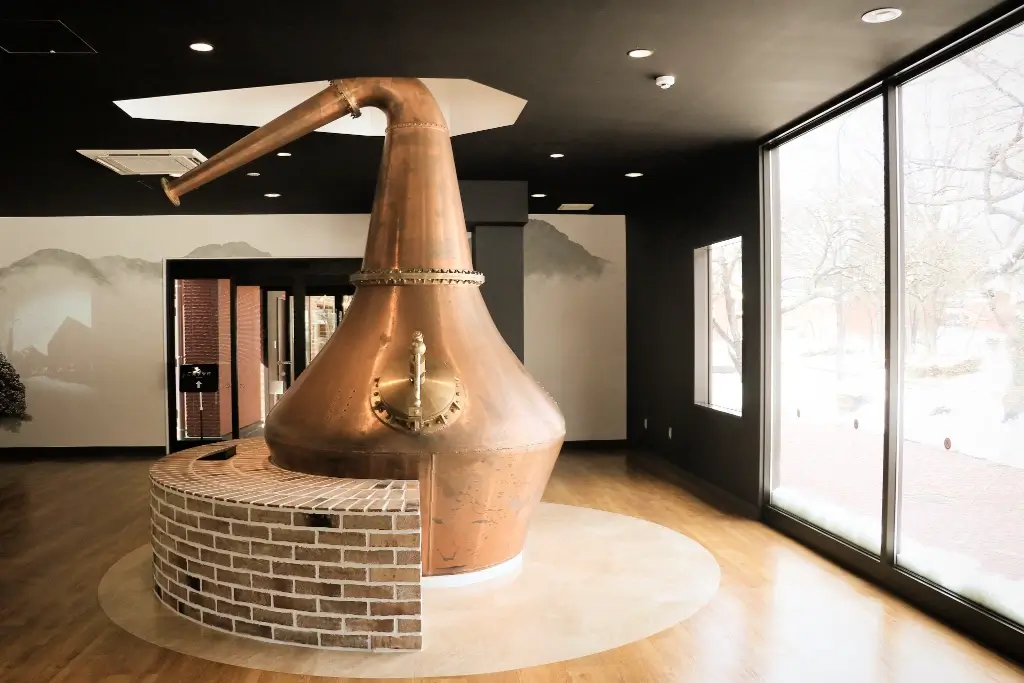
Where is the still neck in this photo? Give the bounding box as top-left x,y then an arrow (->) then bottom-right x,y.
346,78 -> 474,274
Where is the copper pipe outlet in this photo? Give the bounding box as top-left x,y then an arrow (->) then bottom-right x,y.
162,78 -> 565,576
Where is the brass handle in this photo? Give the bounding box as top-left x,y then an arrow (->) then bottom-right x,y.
408,331 -> 426,432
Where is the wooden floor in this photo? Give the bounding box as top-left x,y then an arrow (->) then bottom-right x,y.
1,451 -> 1022,683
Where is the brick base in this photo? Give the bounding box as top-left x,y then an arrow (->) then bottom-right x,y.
149,439 -> 422,651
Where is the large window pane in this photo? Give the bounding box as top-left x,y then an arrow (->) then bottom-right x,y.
771,98 -> 886,553
898,25 -> 1024,625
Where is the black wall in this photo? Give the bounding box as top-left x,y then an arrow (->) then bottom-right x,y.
460,181 -> 529,226
473,225 -> 525,362
627,143 -> 763,507
459,181 -> 527,363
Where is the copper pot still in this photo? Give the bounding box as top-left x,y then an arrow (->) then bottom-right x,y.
162,78 -> 565,576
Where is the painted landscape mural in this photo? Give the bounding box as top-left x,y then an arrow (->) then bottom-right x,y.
524,215 -> 627,441
0,214 -> 371,447
0,244 -> 276,445
0,212 -> 625,447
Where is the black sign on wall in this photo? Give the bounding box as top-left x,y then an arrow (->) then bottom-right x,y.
179,364 -> 219,393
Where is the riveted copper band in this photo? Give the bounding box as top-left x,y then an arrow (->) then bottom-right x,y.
330,79 -> 362,119
386,122 -> 449,133
350,269 -> 485,286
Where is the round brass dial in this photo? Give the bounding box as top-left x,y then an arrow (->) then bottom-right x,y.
371,359 -> 463,433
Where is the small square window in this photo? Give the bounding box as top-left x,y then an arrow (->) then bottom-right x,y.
694,237 -> 742,414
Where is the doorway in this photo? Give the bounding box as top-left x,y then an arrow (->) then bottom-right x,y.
255,286 -> 355,437
164,258 -> 361,453
304,287 -> 355,368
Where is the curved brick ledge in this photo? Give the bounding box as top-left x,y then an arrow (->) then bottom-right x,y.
149,438 -> 422,651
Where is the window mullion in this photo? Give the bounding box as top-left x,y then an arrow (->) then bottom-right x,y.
881,83 -> 904,566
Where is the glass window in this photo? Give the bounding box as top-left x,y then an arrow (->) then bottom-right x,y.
897,26 -> 1024,625
770,97 -> 886,554
695,237 -> 743,414
306,295 -> 339,363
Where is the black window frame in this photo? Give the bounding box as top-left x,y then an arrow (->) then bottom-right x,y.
759,0 -> 1024,663
163,257 -> 361,454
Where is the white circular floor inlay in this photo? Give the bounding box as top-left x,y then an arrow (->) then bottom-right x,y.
100,502 -> 720,678
421,551 -> 523,588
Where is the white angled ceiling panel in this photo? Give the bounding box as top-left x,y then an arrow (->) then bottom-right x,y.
113,79 -> 527,137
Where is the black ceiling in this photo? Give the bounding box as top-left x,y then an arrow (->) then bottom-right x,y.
0,0 -> 1012,216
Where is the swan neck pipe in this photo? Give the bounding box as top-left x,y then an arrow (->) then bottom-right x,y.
161,77 -> 471,272
161,81 -> 359,205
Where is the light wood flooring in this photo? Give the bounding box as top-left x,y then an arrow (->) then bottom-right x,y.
1,451 -> 1022,682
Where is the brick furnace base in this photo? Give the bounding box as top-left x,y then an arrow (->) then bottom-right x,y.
148,438 -> 422,651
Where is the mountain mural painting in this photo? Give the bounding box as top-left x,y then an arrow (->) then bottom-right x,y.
0,241 -> 271,446
523,215 -> 626,442
186,242 -> 273,259
524,219 -> 610,280
0,248 -> 111,285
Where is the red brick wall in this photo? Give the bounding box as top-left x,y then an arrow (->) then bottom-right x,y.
180,280 -> 223,437
217,280 -> 232,435
236,286 -> 263,430
178,280 -> 264,438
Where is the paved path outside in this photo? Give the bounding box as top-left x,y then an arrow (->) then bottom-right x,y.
776,420 -> 1024,579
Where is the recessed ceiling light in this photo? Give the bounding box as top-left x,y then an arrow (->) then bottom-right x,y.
627,48 -> 654,58
531,193 -> 547,198
264,193 -> 281,198
861,7 -> 902,23
276,152 -> 291,157
550,153 -> 564,158
189,42 -> 214,52
625,172 -> 644,178
246,172 -> 260,177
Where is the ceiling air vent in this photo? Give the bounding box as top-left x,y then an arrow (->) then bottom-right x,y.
77,149 -> 207,176
558,203 -> 594,211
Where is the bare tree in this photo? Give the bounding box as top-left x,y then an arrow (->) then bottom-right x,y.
903,32 -> 1024,416
775,63 -> 992,362
777,184 -> 887,379
710,241 -> 743,373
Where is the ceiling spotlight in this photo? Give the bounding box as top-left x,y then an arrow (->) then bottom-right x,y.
246,172 -> 260,177
861,7 -> 902,23
264,193 -> 281,198
625,172 -> 644,178
276,152 -> 291,157
531,193 -> 547,198
627,48 -> 654,58
550,153 -> 564,158
189,42 -> 214,52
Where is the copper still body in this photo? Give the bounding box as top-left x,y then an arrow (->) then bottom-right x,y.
162,78 -> 565,576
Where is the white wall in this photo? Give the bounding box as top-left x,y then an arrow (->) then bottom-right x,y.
524,214 -> 627,441
0,215 -> 369,448
0,214 -> 370,264
0,212 -> 626,447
